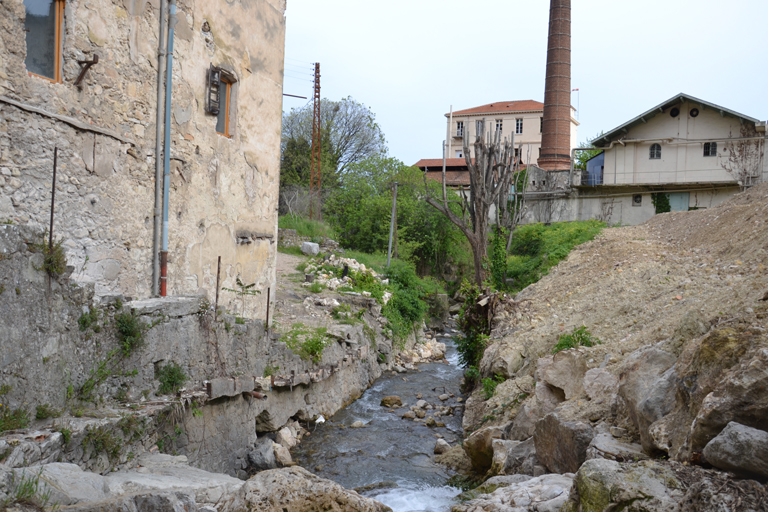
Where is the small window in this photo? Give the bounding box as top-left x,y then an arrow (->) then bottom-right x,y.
495,119 -> 503,134
216,77 -> 233,137
516,118 -> 523,134
24,0 -> 65,82
456,121 -> 464,137
455,150 -> 462,158
475,120 -> 483,135
649,144 -> 661,159
540,117 -> 543,133
703,142 -> 717,157
538,148 -> 541,157
514,148 -> 519,158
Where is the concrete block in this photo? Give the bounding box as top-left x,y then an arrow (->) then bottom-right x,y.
207,378 -> 234,399
300,242 -> 320,256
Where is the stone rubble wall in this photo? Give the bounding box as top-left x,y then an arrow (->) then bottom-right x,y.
0,0 -> 285,319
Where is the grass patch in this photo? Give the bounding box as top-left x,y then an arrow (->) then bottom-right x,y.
278,214 -> 336,239
4,468 -> 56,509
506,220 -> 605,292
83,424 -> 122,461
482,375 -> 505,400
156,362 -> 188,395
263,364 -> 279,377
553,325 -> 602,354
35,404 -> 60,420
281,323 -> 333,363
278,245 -> 306,257
308,281 -> 324,293
0,406 -> 29,433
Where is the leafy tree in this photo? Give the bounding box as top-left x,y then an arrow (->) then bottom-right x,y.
323,156 -> 467,276
574,132 -> 605,171
280,97 -> 387,188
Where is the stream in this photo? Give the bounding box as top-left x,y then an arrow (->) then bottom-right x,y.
293,335 -> 466,512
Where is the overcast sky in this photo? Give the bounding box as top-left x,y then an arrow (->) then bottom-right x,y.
282,0 -> 768,167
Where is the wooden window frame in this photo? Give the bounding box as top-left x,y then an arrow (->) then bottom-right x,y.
216,79 -> 233,138
26,0 -> 65,83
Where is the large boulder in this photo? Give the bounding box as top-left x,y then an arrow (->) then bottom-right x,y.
502,436 -> 538,476
247,437 -> 278,473
12,463 -> 109,506
536,350 -> 587,401
533,413 -> 594,474
586,433 -> 649,463
583,368 -> 619,403
560,459 -> 684,512
505,383 -> 560,441
463,426 -> 504,473
702,422 -> 768,480
220,466 -> 390,512
451,473 -> 573,512
479,340 -> 526,379
618,346 -> 677,453
686,347 -> 768,458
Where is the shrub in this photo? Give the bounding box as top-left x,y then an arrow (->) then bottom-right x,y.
83,425 -> 121,461
115,312 -> 146,356
482,375 -> 505,400
455,281 -> 491,368
30,231 -> 67,277
156,362 -> 188,395
0,405 -> 29,433
553,325 -> 602,354
278,214 -> 336,239
78,307 -> 99,332
309,281 -> 324,293
5,468 -> 56,509
35,404 -> 60,420
651,193 -> 671,214
281,323 -> 332,364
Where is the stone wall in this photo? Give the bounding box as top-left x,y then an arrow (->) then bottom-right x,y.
0,0 -> 285,319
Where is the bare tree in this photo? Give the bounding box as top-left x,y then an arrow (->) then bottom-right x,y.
721,125 -> 765,190
425,119 -> 516,285
495,142 -> 529,252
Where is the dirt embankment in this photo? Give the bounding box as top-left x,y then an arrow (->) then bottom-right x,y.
466,182 -> 768,444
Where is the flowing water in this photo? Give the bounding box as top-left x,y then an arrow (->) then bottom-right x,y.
293,335 -> 466,512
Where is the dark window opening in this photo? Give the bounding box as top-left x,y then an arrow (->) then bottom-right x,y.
516,118 -> 523,134
650,143 -> 661,159
456,121 -> 464,137
24,0 -> 64,82
703,142 -> 717,157
215,78 -> 232,137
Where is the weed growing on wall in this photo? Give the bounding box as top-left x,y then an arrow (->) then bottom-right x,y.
2,468 -> 56,509
83,424 -> 122,461
553,326 -> 602,353
34,404 -> 60,420
222,276 -> 261,315
281,323 -> 333,363
30,230 -> 67,277
156,363 -> 188,395
115,312 -> 147,356
78,307 -> 99,332
482,375 -> 505,400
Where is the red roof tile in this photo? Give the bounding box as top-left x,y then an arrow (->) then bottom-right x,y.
414,158 -> 471,168
425,170 -> 471,186
449,100 -> 544,116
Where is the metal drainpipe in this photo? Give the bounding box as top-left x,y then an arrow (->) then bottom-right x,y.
160,0 -> 177,296
153,0 -> 168,297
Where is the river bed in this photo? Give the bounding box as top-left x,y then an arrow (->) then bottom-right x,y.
293,336 -> 466,512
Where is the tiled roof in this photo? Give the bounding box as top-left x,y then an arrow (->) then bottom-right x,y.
449,100 -> 544,116
424,170 -> 471,186
414,158 -> 471,168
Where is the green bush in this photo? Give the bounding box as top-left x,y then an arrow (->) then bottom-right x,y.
455,281 -> 491,369
115,312 -> 146,357
78,307 -> 99,332
156,362 -> 188,395
308,281 -> 324,293
0,405 -> 29,433
83,425 -> 121,461
553,326 -> 602,354
31,231 -> 67,277
482,375 -> 505,400
651,193 -> 671,214
35,404 -> 60,420
281,323 -> 333,364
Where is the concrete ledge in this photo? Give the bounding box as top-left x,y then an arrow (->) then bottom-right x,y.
127,297 -> 200,318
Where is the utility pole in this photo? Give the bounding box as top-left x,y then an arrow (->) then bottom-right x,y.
386,182 -> 398,268
309,63 -> 321,220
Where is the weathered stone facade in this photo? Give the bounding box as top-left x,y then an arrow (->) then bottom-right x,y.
0,0 -> 285,318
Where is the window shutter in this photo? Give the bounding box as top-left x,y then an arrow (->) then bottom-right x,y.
207,64 -> 222,115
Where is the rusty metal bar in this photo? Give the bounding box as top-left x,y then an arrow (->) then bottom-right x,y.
73,54 -> 99,87
49,147 -> 58,252
214,256 -> 221,322
265,287 -> 271,330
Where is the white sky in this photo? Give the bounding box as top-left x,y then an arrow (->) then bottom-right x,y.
282,0 -> 768,167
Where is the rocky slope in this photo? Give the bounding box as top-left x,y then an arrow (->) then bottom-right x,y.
456,183 -> 768,511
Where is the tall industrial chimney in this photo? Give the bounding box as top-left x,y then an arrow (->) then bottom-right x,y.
537,0 -> 572,171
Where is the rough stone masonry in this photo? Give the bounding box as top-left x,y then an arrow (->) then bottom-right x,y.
0,0 -> 286,319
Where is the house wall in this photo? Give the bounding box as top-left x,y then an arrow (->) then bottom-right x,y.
445,109 -> 578,166
0,0 -> 285,319
601,100 -> 763,187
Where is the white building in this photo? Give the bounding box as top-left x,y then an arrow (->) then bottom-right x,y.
444,100 -> 578,166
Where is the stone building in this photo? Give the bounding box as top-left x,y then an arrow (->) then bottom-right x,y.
0,0 -> 286,319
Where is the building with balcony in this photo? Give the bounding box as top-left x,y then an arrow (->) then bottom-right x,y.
444,100 -> 578,166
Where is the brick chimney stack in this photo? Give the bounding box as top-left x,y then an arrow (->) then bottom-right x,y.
537,0 -> 572,171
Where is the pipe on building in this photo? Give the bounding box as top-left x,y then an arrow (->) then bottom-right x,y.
153,0 -> 168,296
160,0 -> 177,296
